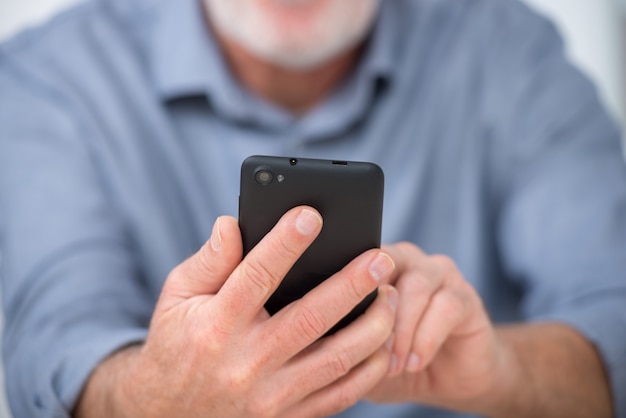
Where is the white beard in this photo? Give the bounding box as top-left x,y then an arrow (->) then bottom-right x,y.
204,0 -> 380,70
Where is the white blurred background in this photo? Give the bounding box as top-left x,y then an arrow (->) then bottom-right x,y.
0,1 -> 624,417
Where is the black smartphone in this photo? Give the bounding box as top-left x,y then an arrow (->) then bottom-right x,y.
239,155 -> 384,334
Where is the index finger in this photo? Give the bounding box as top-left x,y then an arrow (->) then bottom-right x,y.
213,206 -> 323,328
259,249 -> 395,366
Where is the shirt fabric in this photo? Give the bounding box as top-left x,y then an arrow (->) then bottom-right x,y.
1,0 -> 625,417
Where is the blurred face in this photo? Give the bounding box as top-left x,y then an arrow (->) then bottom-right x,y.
204,0 -> 380,69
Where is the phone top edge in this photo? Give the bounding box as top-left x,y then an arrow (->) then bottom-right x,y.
242,155 -> 384,172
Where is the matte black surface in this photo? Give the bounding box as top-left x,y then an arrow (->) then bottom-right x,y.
239,155 -> 384,334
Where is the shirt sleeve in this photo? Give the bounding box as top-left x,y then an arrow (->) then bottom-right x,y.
487,3 -> 626,416
0,56 -> 152,417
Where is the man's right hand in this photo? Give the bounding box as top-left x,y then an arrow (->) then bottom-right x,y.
75,206 -> 397,418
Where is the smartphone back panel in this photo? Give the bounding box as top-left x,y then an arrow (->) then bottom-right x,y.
239,155 -> 384,332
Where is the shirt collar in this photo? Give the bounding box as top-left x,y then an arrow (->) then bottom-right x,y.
146,0 -> 243,106
296,1 -> 398,142
145,0 -> 399,132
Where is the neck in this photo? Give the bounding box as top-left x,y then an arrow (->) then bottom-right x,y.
210,31 -> 362,115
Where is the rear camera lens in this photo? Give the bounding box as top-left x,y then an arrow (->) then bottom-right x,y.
255,170 -> 273,185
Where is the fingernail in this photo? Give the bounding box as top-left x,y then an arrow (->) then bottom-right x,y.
296,209 -> 322,235
210,218 -> 222,252
369,253 -> 395,282
406,353 -> 420,372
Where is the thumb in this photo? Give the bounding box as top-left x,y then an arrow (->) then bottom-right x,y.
160,216 -> 243,309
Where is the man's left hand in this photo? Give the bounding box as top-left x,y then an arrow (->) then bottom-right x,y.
366,242 -> 505,412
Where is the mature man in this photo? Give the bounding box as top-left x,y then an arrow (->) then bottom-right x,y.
0,0 -> 624,417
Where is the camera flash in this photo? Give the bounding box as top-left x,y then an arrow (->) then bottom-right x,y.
277,174 -> 285,182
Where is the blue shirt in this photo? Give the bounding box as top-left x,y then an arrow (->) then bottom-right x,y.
1,0 -> 625,417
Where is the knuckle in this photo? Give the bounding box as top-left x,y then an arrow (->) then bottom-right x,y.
222,364 -> 256,395
166,263 -> 185,282
397,241 -> 418,253
165,263 -> 191,291
273,233 -> 302,260
406,271 -> 433,295
197,241 -> 219,274
369,312 -> 393,341
435,289 -> 463,318
397,241 -> 427,260
357,314 -> 393,349
370,305 -> 394,336
335,385 -> 361,412
241,259 -> 277,295
171,244 -> 219,284
455,278 -> 478,301
327,349 -> 353,378
431,254 -> 457,273
195,321 -> 233,353
247,394 -> 280,418
294,305 -> 328,341
344,273 -> 366,302
453,286 -> 474,317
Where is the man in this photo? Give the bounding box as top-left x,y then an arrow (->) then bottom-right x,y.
0,0 -> 624,417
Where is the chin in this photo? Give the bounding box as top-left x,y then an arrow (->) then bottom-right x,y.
257,0 -> 333,39
205,0 -> 380,69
